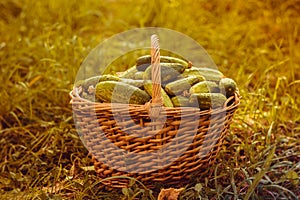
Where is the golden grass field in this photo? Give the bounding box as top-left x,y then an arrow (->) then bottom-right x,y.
0,0 -> 299,199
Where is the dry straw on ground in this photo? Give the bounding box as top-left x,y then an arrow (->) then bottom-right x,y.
0,0 -> 299,199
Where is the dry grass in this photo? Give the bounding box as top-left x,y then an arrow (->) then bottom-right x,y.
0,0 -> 299,199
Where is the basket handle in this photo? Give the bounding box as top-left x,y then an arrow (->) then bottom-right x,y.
150,34 -> 163,118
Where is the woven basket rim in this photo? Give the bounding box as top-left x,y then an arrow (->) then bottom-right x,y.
69,87 -> 240,115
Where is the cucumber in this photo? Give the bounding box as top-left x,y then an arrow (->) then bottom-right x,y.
136,63 -> 151,71
165,76 -> 201,96
143,63 -> 186,84
171,96 -> 191,107
219,78 -> 237,98
78,75 -> 145,91
81,91 -> 95,102
134,71 -> 144,80
75,75 -> 101,90
118,65 -> 138,79
136,55 -> 190,70
121,78 -> 145,89
100,74 -> 145,89
76,75 -> 120,91
95,81 -> 151,104
189,93 -> 227,109
189,81 -> 220,94
182,67 -> 224,82
136,55 -> 152,66
197,67 -> 224,76
144,81 -> 173,107
98,74 -> 121,82
74,79 -> 85,88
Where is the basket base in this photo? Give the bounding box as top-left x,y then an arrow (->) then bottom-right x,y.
92,142 -> 221,188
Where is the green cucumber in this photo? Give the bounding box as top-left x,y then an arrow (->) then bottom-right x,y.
219,78 -> 237,98
95,81 -> 150,104
75,75 -> 101,90
189,81 -> 220,94
136,63 -> 151,71
182,67 -> 224,82
81,92 -> 95,102
98,74 -> 121,82
136,55 -> 190,71
189,93 -> 227,109
171,96 -> 191,107
118,65 -> 138,79
77,75 -> 145,91
134,71 -> 144,80
143,63 -> 186,84
165,76 -> 201,96
121,79 -> 145,89
76,75 -> 120,91
144,81 -> 173,107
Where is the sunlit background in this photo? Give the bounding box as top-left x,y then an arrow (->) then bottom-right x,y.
0,0 -> 299,199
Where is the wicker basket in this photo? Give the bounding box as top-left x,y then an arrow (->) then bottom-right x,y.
70,35 -> 240,188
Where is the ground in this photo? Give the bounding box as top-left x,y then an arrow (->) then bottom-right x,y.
0,0 -> 299,199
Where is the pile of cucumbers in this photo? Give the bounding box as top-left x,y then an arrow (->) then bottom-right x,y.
76,55 -> 237,110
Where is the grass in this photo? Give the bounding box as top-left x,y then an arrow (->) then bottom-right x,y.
0,0 -> 299,199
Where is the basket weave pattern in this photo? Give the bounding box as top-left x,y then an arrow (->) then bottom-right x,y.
70,90 -> 240,187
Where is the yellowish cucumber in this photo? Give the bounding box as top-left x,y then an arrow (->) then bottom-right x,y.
143,63 -> 186,84
182,67 -> 224,82
136,63 -> 151,72
75,75 -> 119,91
79,74 -> 146,90
75,75 -> 101,90
121,78 -> 145,89
81,92 -> 95,102
171,96 -> 191,107
98,74 -> 121,82
189,81 -> 220,94
219,78 -> 237,98
136,55 -> 190,71
134,71 -> 144,80
118,65 -> 138,79
189,93 -> 227,109
95,81 -> 151,104
164,75 -> 201,96
144,81 -> 173,107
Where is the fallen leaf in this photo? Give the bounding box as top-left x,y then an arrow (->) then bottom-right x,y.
80,165 -> 95,171
158,188 -> 184,200
286,170 -> 299,186
42,182 -> 65,194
